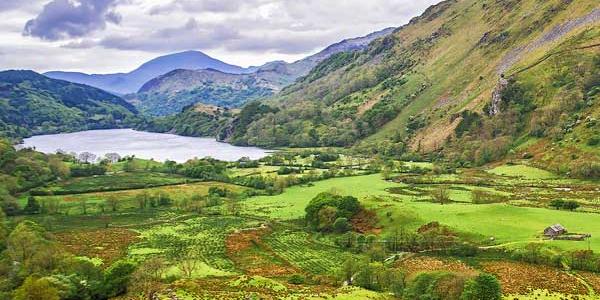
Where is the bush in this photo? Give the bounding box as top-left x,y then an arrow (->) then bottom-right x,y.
404,271 -> 467,300
102,260 -> 136,298
287,274 -> 305,285
460,273 -> 502,300
587,136 -> 600,146
333,217 -> 351,233
305,192 -> 361,231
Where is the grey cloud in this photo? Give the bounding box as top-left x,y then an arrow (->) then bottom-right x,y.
149,0 -> 252,15
23,0 -> 122,40
99,18 -> 241,52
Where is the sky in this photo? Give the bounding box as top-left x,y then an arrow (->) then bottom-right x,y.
0,0 -> 441,74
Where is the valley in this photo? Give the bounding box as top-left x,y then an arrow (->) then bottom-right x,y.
1,0 -> 600,299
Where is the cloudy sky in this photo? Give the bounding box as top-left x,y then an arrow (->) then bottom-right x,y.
0,0 -> 441,74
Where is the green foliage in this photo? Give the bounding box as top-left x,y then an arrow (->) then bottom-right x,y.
403,271 -> 469,300
460,273 -> 502,300
14,276 -> 60,300
287,274 -> 305,285
136,105 -> 230,137
333,217 -> 351,233
0,70 -> 137,139
102,260 -> 136,298
305,192 -> 361,231
23,196 -> 40,214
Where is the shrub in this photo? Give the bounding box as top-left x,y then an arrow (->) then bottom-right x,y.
460,273 -> 502,300
588,136 -> 600,146
288,274 -> 305,285
333,217 -> 351,233
305,192 -> 361,231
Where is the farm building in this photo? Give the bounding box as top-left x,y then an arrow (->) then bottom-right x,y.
544,224 -> 567,237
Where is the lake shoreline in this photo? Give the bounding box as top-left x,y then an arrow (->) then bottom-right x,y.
20,128 -> 272,163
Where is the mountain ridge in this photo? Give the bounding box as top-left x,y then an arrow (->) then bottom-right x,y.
130,27 -> 397,116
45,51 -> 248,95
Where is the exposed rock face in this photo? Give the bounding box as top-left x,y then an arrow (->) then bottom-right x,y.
489,77 -> 509,116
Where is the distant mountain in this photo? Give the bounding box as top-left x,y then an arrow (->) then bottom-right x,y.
129,68 -> 276,116
45,51 -> 247,95
0,70 -> 137,139
130,27 -> 397,116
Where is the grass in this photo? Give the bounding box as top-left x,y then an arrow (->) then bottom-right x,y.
242,174 -> 397,220
487,164 -> 557,180
21,181 -> 248,215
264,230 -> 354,275
243,173 -> 600,252
36,172 -> 194,194
373,199 -> 600,252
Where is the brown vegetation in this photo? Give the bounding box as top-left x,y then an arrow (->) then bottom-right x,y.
54,228 -> 139,265
481,261 -> 588,295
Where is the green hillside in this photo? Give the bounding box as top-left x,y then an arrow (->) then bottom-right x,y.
0,70 -> 138,139
130,69 -> 276,116
219,0 -> 600,169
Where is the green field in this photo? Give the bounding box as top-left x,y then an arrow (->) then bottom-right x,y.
242,174 -> 397,220
241,172 -> 600,252
35,172 -> 195,194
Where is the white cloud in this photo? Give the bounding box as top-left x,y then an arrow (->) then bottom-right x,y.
0,0 -> 442,73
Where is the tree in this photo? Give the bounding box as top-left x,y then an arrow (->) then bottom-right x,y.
431,186 -> 451,205
563,200 -> 580,211
104,153 -> 121,163
7,221 -> 62,275
48,156 -> 70,179
24,196 -> 41,214
129,257 -> 166,300
178,249 -> 203,278
460,273 -> 502,300
549,199 -> 565,210
103,260 -> 136,298
318,206 -> 338,231
79,198 -> 88,215
78,152 -> 96,164
0,209 -> 7,249
106,196 -> 119,212
136,192 -> 149,210
333,217 -> 351,233
305,192 -> 361,231
14,276 -> 60,300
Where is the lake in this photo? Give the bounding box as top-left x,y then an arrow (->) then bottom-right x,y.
20,129 -> 270,163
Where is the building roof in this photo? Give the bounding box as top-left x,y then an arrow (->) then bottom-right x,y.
546,224 -> 566,232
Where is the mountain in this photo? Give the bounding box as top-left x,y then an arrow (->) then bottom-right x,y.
0,70 -> 137,139
130,69 -> 276,116
219,0 -> 600,171
131,27 -> 396,116
45,51 -> 248,95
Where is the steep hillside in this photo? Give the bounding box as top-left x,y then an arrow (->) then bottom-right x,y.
130,69 -> 276,116
221,0 -> 600,170
252,27 -> 397,87
0,70 -> 137,139
45,51 -> 247,94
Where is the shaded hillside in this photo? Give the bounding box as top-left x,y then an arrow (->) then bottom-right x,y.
135,103 -> 232,137
219,0 -> 600,169
45,51 -> 247,95
0,70 -> 137,139
130,69 -> 276,116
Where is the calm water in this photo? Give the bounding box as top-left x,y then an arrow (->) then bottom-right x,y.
21,129 -> 270,162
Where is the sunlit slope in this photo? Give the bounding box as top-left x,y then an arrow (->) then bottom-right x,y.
230,0 -> 599,165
